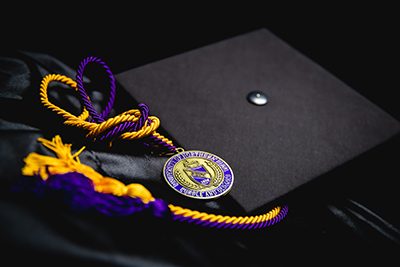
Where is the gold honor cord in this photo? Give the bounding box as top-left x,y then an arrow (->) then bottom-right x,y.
28,72 -> 288,229
40,74 -> 172,147
169,205 -> 282,225
22,135 -> 285,229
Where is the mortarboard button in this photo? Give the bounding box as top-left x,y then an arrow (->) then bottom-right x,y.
247,91 -> 268,106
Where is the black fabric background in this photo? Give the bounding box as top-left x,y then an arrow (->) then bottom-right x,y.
1,6 -> 400,266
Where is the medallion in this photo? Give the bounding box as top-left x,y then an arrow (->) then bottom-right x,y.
163,150 -> 234,199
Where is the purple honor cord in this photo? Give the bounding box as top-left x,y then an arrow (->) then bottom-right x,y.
75,57 -> 176,151
14,56 -> 287,229
170,205 -> 289,229
76,56 -> 116,123
12,172 -> 170,217
75,56 -> 151,143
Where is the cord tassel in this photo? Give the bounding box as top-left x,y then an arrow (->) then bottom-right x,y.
18,135 -> 288,228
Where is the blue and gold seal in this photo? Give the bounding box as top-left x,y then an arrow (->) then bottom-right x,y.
163,150 -> 234,199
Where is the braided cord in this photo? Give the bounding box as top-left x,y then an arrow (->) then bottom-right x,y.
40,73 -> 175,150
34,57 -> 288,228
39,56 -> 176,151
22,135 -> 288,229
39,74 -> 90,121
169,204 -> 289,229
75,57 -> 158,145
74,57 -> 176,150
76,56 -> 115,123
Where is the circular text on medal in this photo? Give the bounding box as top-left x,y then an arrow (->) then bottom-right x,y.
163,150 -> 234,199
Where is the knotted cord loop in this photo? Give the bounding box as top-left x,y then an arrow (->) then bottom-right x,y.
76,56 -> 116,123
30,57 -> 289,228
39,74 -> 90,121
75,57 -> 166,146
39,57 -> 176,151
40,73 -> 162,147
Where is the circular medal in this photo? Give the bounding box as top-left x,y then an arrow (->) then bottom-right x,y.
163,150 -> 234,199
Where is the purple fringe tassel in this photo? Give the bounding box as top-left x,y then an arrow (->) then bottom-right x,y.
11,173 -> 287,228
12,172 -> 171,218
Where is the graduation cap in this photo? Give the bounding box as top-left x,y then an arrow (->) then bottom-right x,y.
114,29 -> 400,212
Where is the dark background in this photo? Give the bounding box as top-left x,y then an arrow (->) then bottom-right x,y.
2,5 -> 399,265
3,5 -> 399,121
